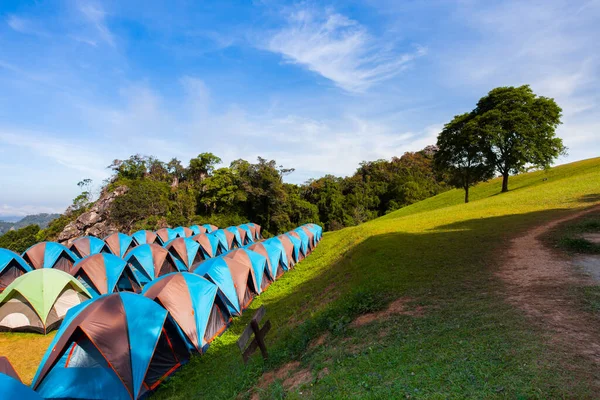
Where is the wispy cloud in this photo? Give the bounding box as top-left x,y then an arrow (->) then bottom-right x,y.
263,7 -> 426,93
6,15 -> 48,36
77,1 -> 115,47
0,204 -> 64,219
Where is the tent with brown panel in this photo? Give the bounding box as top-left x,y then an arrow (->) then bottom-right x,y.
189,225 -> 208,236
247,242 -> 287,279
124,244 -> 186,285
275,234 -> 299,266
131,230 -> 161,246
103,233 -> 136,258
191,257 -> 259,316
0,249 -> 32,293
142,272 -> 230,353
22,242 -> 80,274
211,229 -> 237,251
69,236 -> 112,258
164,237 -> 205,271
191,233 -> 224,258
32,293 -> 190,399
155,228 -> 176,245
224,249 -> 270,292
72,253 -> 141,297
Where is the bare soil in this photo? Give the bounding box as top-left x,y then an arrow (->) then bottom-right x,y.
498,206 -> 600,369
350,297 -> 425,327
250,361 -> 313,399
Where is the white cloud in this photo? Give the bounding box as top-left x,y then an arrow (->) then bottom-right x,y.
263,7 -> 426,93
0,204 -> 64,219
77,1 -> 115,47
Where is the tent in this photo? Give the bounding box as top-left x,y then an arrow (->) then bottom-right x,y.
131,230 -> 161,246
292,229 -> 311,256
303,224 -> 322,244
191,233 -> 223,258
0,269 -> 91,334
237,225 -> 255,244
274,235 -> 299,266
225,226 -> 248,247
124,244 -> 186,285
224,249 -> 269,292
155,228 -> 176,245
191,257 -> 258,316
285,232 -> 305,261
211,229 -> 237,251
189,225 -> 208,235
104,233 -> 136,258
69,236 -> 112,258
0,249 -> 32,292
202,224 -> 219,233
164,237 -> 205,271
22,242 -> 79,274
172,226 -> 194,238
0,356 -> 21,381
72,254 -> 141,297
297,226 -> 316,251
0,374 -> 43,400
246,223 -> 262,241
247,242 -> 287,279
142,272 -> 229,353
32,293 -> 190,400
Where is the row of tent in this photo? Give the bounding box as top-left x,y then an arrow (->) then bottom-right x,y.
0,223 -> 323,334
0,223 -> 323,399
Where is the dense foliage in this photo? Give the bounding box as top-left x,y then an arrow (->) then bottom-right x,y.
0,225 -> 41,253
104,147 -> 448,235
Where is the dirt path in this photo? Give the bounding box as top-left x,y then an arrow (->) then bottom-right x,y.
499,205 -> 600,368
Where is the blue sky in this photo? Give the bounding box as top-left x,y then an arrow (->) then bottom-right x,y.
1,0 -> 599,218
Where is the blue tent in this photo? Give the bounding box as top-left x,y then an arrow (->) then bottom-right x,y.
104,233 -> 136,258
189,225 -> 207,235
0,374 -> 42,400
32,293 -> 190,400
248,241 -> 288,279
238,224 -> 254,244
69,236 -> 112,258
171,226 -> 193,238
73,253 -> 141,297
22,242 -> 79,273
164,237 -> 204,270
202,224 -> 218,233
192,233 -> 224,258
225,227 -> 245,247
0,248 -> 32,291
293,229 -> 311,255
142,272 -> 229,353
264,237 -> 295,268
224,249 -> 269,293
192,257 -> 258,316
131,230 -> 160,246
303,224 -> 322,243
210,229 -> 235,252
285,233 -> 306,260
125,244 -> 186,285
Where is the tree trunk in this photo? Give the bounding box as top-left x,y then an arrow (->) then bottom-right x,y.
501,171 -> 509,192
464,186 -> 469,203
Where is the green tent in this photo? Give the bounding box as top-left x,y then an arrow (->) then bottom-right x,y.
0,269 -> 91,334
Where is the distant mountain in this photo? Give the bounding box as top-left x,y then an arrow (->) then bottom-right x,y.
0,213 -> 61,236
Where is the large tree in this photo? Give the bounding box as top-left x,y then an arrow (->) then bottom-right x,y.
474,85 -> 565,192
435,113 -> 495,203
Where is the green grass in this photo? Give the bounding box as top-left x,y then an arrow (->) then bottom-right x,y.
152,157 -> 600,399
543,209 -> 600,254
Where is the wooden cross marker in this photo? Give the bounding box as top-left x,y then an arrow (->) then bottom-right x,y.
237,305 -> 271,364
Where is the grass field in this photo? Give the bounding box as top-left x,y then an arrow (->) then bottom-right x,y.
2,157 -> 599,398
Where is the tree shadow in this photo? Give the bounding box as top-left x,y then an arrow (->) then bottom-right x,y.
579,194 -> 600,203
157,207 -> 592,399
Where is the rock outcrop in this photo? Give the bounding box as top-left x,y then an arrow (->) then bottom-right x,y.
57,186 -> 128,246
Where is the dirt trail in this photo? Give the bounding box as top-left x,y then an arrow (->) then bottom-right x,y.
499,205 -> 600,366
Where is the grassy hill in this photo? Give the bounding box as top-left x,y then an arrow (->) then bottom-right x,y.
1,158 -> 599,397
155,157 -> 600,399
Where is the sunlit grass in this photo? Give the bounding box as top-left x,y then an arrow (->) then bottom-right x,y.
0,331 -> 56,384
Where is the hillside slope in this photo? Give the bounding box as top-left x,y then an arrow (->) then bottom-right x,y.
154,157 -> 600,399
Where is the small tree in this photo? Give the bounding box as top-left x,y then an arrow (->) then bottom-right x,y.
435,113 -> 495,203
474,85 -> 565,192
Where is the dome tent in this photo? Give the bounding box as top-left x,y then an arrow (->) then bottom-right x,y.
191,233 -> 223,258
224,249 -> 270,292
274,235 -> 299,266
202,224 -> 218,233
0,269 -> 91,334
32,293 -> 190,400
131,230 -> 161,246
189,225 -> 208,235
246,223 -> 262,241
191,257 -> 258,316
171,226 -> 194,238
155,228 -> 176,244
22,242 -> 79,274
291,229 -> 311,256
0,249 -> 33,292
285,232 -> 306,261
69,236 -> 112,258
225,226 -> 248,247
124,244 -> 186,285
247,241 -> 288,279
211,229 -> 237,252
142,272 -> 229,353
164,237 -> 205,271
72,253 -> 141,297
104,233 -> 136,258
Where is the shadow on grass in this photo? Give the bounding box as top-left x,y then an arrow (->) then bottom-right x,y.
154,207 -> 596,399
579,194 -> 600,203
